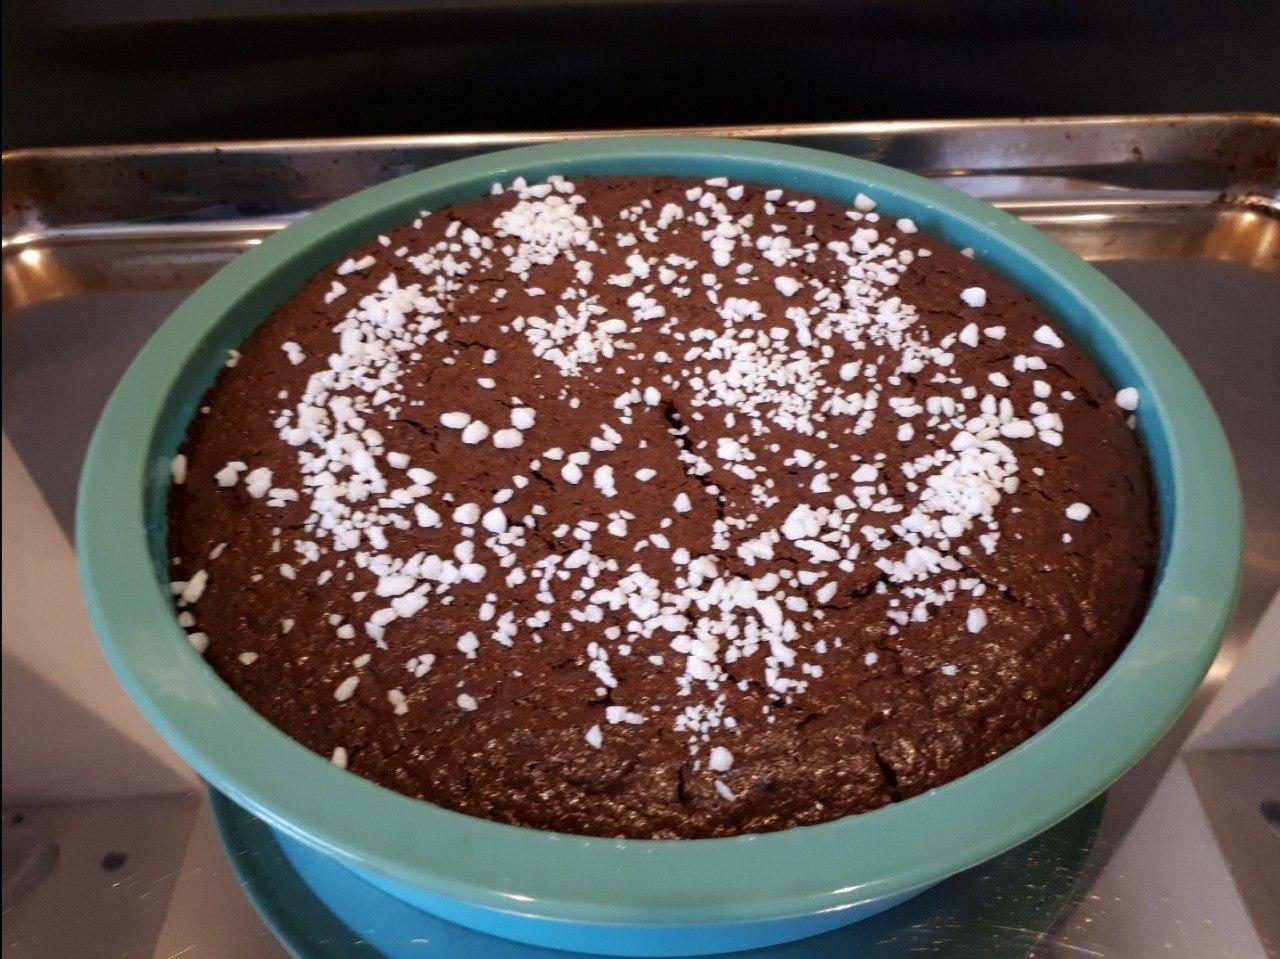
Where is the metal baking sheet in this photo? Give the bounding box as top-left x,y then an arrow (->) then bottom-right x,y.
2,115 -> 1278,959
3,114 -> 1278,316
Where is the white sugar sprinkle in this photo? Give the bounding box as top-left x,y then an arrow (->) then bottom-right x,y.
458,632 -> 480,657
960,287 -> 987,308
1065,502 -> 1092,521
244,467 -> 273,498
214,461 -> 246,487
773,276 -> 802,297
708,745 -> 734,772
334,676 -> 360,702
461,420 -> 491,444
1115,387 -> 1139,411
493,428 -> 523,449
1033,325 -> 1065,349
482,507 -> 508,533
178,569 -> 208,605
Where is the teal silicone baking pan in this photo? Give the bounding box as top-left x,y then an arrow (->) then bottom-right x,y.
77,137 -> 1241,956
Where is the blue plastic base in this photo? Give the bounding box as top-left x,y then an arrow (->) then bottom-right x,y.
351,852 -> 922,956
279,825 -> 925,956
211,789 -> 1106,959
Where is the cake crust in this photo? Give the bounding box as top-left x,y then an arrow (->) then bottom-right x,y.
168,176 -> 1157,838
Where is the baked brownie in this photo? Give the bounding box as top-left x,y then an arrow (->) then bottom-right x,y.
167,175 -> 1157,838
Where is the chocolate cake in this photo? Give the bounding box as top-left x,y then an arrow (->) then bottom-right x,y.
167,175 -> 1157,839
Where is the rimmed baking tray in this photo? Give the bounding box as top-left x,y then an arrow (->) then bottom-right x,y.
3,114 -> 1277,957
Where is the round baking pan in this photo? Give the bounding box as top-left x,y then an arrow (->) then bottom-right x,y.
77,137 -> 1241,955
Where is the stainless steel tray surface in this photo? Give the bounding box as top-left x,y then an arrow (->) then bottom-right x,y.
2,115 -> 1277,959
3,115 -> 1278,315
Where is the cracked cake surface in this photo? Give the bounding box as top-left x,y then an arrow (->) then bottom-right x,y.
167,175 -> 1157,838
